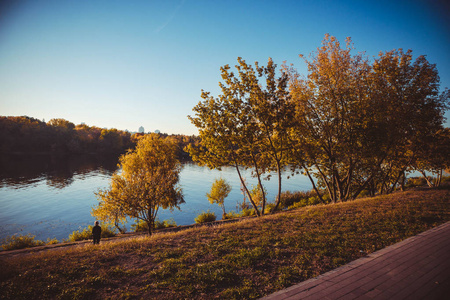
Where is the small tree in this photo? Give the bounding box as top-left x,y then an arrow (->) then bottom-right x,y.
206,178 -> 232,218
249,183 -> 267,211
93,134 -> 184,235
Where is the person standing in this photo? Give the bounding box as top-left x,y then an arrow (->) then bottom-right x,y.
92,221 -> 102,244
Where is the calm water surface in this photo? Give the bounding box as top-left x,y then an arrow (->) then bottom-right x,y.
0,154 -> 311,242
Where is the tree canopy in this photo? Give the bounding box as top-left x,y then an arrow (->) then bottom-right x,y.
288,35 -> 449,202
188,34 -> 449,211
187,57 -> 292,216
207,178 -> 232,218
93,134 -> 184,234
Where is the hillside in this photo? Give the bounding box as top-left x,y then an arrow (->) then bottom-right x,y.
1,187 -> 449,299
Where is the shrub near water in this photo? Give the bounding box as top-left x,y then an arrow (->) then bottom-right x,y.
1,234 -> 44,250
279,190 -> 325,208
195,210 -> 217,223
131,219 -> 177,232
68,224 -> 117,242
158,218 -> 177,229
223,211 -> 240,220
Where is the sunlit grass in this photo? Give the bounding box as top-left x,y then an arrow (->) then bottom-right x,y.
1,187 -> 449,299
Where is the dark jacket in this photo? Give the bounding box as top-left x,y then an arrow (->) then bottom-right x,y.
92,225 -> 102,238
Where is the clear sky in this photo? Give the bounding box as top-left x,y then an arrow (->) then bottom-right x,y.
1,0 -> 449,135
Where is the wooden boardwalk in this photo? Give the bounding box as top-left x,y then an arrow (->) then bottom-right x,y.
261,222 -> 450,299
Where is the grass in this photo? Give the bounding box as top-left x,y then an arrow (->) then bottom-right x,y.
0,187 -> 449,299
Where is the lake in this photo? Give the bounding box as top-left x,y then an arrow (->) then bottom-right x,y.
0,154 -> 312,242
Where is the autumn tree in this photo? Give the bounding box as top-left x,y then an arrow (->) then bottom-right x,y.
206,178 -> 232,218
93,134 -> 184,235
366,49 -> 449,194
187,86 -> 262,215
188,57 -> 292,215
288,35 -> 373,203
288,35 -> 448,201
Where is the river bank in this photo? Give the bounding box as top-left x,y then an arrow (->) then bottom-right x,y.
1,186 -> 449,299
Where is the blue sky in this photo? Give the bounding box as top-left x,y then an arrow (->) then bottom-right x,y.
1,0 -> 449,135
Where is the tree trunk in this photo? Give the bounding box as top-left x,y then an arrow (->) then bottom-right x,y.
420,170 -> 434,187
400,171 -> 406,191
272,162 -> 283,213
305,168 -> 325,204
252,156 -> 266,215
221,204 -> 226,219
114,220 -> 126,234
235,163 -> 261,216
147,208 -> 153,235
436,169 -> 443,187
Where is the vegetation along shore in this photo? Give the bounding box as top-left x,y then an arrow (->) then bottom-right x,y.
1,186 -> 449,299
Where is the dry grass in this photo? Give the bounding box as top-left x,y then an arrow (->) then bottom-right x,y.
1,187 -> 449,299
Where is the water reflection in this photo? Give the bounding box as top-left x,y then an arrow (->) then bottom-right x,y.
0,156 -> 312,242
0,154 -> 118,189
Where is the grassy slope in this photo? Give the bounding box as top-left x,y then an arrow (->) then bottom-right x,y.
1,187 -> 449,299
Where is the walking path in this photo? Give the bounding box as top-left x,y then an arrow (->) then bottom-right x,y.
261,221 -> 450,299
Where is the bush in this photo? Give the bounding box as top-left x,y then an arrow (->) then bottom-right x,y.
406,177 -> 427,188
195,210 -> 216,224
68,224 -> 117,242
279,190 -> 318,208
131,218 -> 178,232
155,218 -> 177,229
287,195 -> 322,210
46,238 -> 59,245
1,234 -> 45,250
131,220 -> 149,232
223,211 -> 240,220
264,203 -> 278,214
162,218 -> 177,228
239,208 -> 256,217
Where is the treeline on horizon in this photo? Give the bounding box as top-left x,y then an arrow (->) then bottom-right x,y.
0,116 -> 198,159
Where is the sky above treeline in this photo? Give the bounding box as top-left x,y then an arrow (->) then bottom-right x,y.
1,0 -> 449,135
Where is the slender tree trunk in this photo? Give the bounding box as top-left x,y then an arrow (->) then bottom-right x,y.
420,170 -> 434,187
352,154 -> 389,199
221,204 -> 226,218
388,170 -> 404,194
436,169 -> 443,187
343,162 -> 353,200
252,155 -> 266,215
352,171 -> 376,200
114,220 -> 126,234
305,167 -> 325,204
316,163 -> 335,203
272,161 -> 283,212
235,163 -> 261,216
400,171 -> 406,191
147,206 -> 158,235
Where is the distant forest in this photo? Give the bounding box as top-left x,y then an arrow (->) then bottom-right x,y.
0,116 -> 198,159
